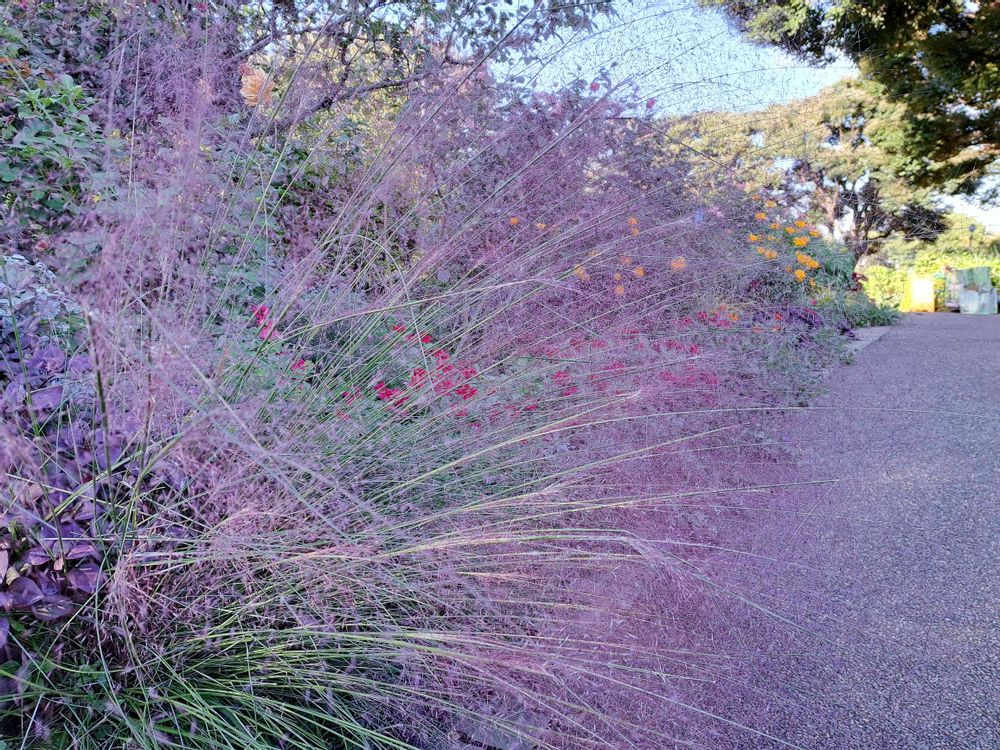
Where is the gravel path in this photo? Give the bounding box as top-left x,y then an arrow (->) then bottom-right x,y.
722,314 -> 1000,749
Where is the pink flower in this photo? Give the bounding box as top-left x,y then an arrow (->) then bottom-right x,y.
252,305 -> 270,325
392,323 -> 406,333
561,386 -> 579,397
589,81 -> 600,92
455,384 -> 477,400
259,321 -> 279,340
290,358 -> 306,371
553,370 -> 570,382
460,365 -> 477,379
646,98 -> 656,109
688,344 -> 699,355
420,333 -> 433,344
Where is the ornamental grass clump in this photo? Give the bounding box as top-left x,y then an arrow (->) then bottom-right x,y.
1,3 -> 853,747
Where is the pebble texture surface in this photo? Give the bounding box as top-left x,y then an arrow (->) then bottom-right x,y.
726,314 -> 999,749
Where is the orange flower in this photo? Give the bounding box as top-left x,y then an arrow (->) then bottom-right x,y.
630,227 -> 640,237
509,217 -> 520,226
671,256 -> 687,271
613,272 -> 623,281
793,269 -> 806,282
747,233 -> 760,242
754,212 -> 767,220
793,236 -> 809,247
765,200 -> 777,208
810,230 -> 821,237
785,226 -> 796,234
573,266 -> 590,281
770,222 -> 780,230
794,220 -> 807,228
614,283 -> 625,296
239,63 -> 273,108
620,254 -> 633,265
627,216 -> 639,227
633,266 -> 646,278
751,193 -> 761,201
535,222 -> 547,231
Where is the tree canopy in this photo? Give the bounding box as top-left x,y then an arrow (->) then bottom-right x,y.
659,78 -> 949,257
701,0 -> 1000,197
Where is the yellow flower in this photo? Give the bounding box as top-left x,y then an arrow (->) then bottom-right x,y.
239,63 -> 273,108
794,220 -> 807,228
809,278 -> 817,288
794,269 -> 806,282
633,266 -> 646,278
614,283 -> 626,296
573,266 -> 590,281
810,230 -> 821,237
770,222 -> 780,230
613,272 -> 622,281
765,200 -> 777,208
509,217 -> 520,226
754,212 -> 767,220
766,249 -> 778,260
793,236 -> 809,247
535,222 -> 547,231
671,256 -> 687,271
627,216 -> 639,227
785,226 -> 796,234
747,233 -> 760,242
756,246 -> 766,255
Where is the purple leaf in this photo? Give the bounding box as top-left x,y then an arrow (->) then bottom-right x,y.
2,379 -> 25,407
25,547 -> 50,566
65,542 -> 97,560
30,385 -> 64,411
67,562 -> 103,594
0,617 -> 8,649
67,354 -> 92,374
38,344 -> 66,374
32,596 -> 75,621
8,577 -> 43,607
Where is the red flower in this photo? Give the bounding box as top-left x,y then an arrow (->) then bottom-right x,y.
432,349 -> 449,362
290,358 -> 306,371
392,323 -> 407,333
252,304 -> 270,325
553,370 -> 570,382
561,386 -> 579,397
409,368 -> 428,387
688,344 -> 699,355
420,333 -> 433,344
259,321 -> 279,340
460,365 -> 477,379
455,384 -> 477,400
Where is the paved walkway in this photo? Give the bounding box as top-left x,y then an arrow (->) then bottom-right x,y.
724,314 -> 999,749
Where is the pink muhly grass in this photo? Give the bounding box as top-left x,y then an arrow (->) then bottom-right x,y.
2,6 -> 849,748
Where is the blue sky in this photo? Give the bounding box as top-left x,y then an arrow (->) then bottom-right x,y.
512,0 -> 855,114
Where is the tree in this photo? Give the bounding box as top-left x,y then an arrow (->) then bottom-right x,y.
657,78 -> 946,257
700,0 -> 1000,198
